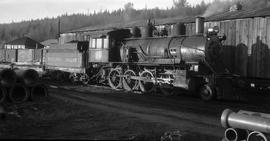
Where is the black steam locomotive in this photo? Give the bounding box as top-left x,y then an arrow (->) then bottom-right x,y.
79,17 -> 227,100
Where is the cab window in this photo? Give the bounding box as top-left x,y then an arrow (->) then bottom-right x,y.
90,37 -> 108,49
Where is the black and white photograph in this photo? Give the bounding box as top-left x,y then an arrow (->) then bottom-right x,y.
0,0 -> 270,140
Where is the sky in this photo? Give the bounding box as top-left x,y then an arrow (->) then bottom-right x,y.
0,0 -> 213,24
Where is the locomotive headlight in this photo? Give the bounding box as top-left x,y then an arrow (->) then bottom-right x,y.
207,26 -> 219,34
207,28 -> 214,32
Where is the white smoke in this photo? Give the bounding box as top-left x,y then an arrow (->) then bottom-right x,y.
202,0 -> 233,17
202,0 -> 270,17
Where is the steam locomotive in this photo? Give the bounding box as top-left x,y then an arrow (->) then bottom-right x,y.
62,17 -> 226,101
3,17 -> 246,101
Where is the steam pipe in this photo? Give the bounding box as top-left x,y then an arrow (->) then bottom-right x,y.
221,109 -> 270,134
247,131 -> 268,141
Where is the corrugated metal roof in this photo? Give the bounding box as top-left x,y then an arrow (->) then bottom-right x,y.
5,37 -> 44,49
66,6 -> 270,34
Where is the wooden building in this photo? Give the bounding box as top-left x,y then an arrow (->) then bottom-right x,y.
60,6 -> 270,79
3,37 -> 44,65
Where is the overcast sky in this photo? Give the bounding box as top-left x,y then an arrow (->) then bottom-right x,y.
0,0 -> 213,24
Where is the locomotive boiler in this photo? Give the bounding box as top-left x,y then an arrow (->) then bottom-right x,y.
106,17 -> 226,100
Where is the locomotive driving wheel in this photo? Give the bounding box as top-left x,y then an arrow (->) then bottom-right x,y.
139,70 -> 156,94
108,68 -> 122,90
122,69 -> 138,91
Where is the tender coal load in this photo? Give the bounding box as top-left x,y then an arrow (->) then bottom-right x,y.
0,69 -> 17,87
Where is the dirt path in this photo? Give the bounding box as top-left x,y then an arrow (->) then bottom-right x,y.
49,86 -> 225,140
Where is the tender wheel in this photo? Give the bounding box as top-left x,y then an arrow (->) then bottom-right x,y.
122,69 -> 138,91
199,85 -> 216,101
139,70 -> 156,93
108,68 -> 122,89
80,73 -> 89,85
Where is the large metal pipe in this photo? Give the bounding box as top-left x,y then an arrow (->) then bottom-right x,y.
247,131 -> 268,141
195,17 -> 205,34
14,69 -> 39,86
0,69 -> 17,87
238,110 -> 270,119
30,84 -> 48,101
8,84 -> 30,103
224,128 -> 249,141
221,109 -> 270,134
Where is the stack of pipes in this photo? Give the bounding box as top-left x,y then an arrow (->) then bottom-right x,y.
0,68 -> 48,103
221,109 -> 270,141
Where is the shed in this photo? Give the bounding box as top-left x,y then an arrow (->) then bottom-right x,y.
4,37 -> 44,64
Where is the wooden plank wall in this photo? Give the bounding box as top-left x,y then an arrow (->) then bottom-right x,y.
185,17 -> 270,79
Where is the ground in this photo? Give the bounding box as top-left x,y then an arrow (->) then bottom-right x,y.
1,83 -> 269,140
0,96 -> 215,140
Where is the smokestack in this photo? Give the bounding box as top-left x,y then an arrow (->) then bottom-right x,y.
195,17 -> 205,34
174,22 -> 186,36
